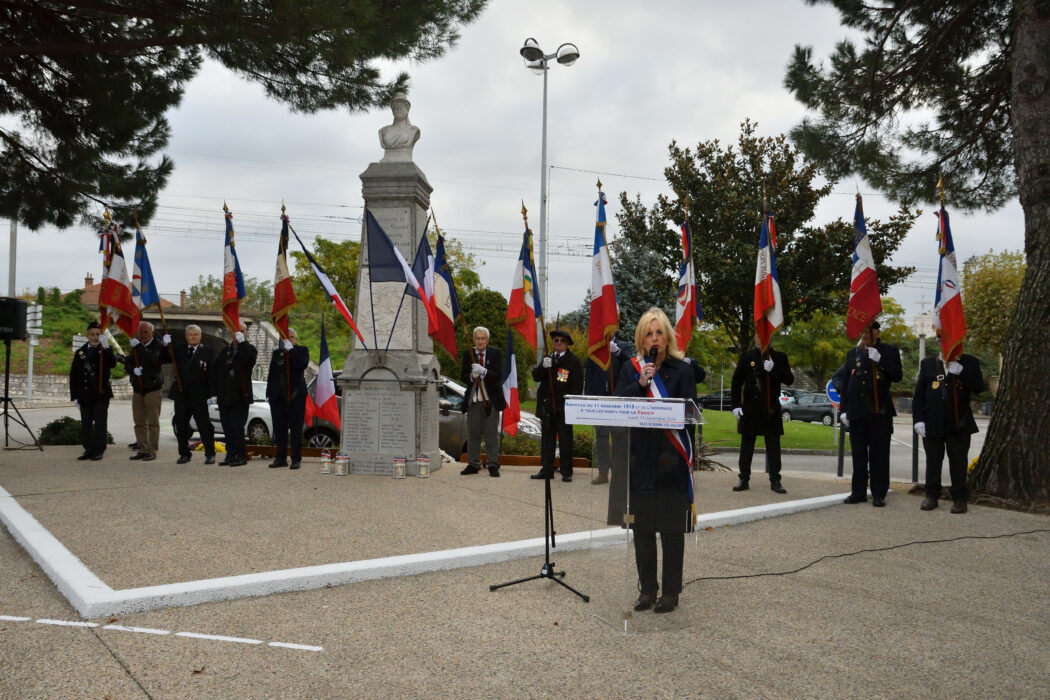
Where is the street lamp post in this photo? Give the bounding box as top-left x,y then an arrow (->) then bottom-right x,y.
520,38 -> 579,347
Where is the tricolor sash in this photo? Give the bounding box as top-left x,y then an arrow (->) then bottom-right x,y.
631,356 -> 696,525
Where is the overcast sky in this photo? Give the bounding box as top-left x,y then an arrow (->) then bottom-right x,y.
5,0 -> 1025,329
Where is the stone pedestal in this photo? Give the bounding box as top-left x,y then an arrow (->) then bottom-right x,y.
338,160 -> 441,475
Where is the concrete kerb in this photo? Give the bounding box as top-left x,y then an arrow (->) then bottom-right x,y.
1,482 -> 848,619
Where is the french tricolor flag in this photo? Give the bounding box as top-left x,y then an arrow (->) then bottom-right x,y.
365,210 -> 437,331
506,226 -> 542,351
846,194 -> 882,340
501,328 -> 520,436
674,219 -> 701,352
221,204 -> 246,335
587,189 -> 619,370
753,213 -> 783,352
933,206 -> 967,362
430,235 -> 461,359
305,319 -> 341,430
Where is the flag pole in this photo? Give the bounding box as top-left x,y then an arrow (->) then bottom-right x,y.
98,208 -> 114,393
431,209 -> 470,361
524,203 -> 555,421
599,179 -> 616,393
136,214 -> 183,393
761,189 -> 772,414
937,174 -> 960,428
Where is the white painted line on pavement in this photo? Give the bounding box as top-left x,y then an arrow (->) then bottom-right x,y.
37,618 -> 98,627
0,615 -> 31,621
103,624 -> 171,635
175,631 -> 264,645
268,641 -> 325,652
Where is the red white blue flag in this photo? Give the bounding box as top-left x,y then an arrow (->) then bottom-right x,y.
221,204 -> 247,335
933,206 -> 967,362
431,234 -> 461,359
501,328 -> 520,436
587,189 -> 619,370
288,228 -> 366,345
131,225 -> 160,311
674,219 -> 701,352
753,213 -> 783,352
98,216 -> 139,336
506,225 -> 543,352
271,208 -> 297,339
305,319 -> 341,430
365,209 -> 437,331
846,194 -> 882,340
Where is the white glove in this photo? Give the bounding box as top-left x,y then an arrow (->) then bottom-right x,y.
162,334 -> 171,346
471,363 -> 486,378
541,356 -> 552,368
763,359 -> 774,372
234,332 -> 245,343
207,397 -> 217,406
609,339 -> 620,355
133,367 -> 143,376
867,346 -> 881,363
129,337 -> 140,347
840,413 -> 849,429
283,340 -> 293,351
732,407 -> 743,420
100,335 -> 109,348
947,361 -> 963,375
914,421 -> 926,437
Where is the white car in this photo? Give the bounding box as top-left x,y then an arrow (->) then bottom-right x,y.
172,381 -> 274,444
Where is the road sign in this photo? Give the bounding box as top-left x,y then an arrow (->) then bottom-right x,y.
825,379 -> 840,406
26,327 -> 43,336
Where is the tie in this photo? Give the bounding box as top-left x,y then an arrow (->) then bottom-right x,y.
188,346 -> 195,357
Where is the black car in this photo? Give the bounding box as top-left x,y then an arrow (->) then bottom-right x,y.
781,392 -> 840,426
698,390 -> 734,411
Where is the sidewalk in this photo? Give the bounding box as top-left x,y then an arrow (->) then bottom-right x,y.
1,446 -> 1047,698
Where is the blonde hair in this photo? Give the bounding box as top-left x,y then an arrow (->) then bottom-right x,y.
633,307 -> 684,361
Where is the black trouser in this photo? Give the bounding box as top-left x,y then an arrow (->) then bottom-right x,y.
173,394 -> 214,457
923,433 -> 971,500
270,395 -> 306,463
540,410 -> 574,476
634,531 -> 685,596
849,417 -> 892,499
219,405 -> 249,460
738,432 -> 782,481
78,399 -> 109,456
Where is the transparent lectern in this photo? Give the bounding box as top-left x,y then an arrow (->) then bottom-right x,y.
564,394 -> 704,634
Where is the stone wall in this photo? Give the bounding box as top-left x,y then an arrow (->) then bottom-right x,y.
4,373 -> 134,400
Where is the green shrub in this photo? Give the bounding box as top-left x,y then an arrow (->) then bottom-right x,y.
501,432 -> 540,456
38,416 -> 114,445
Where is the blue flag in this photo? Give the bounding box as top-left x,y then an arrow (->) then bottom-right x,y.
132,226 -> 160,310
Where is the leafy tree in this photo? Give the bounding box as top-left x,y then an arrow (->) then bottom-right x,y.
962,250 -> 1025,356
785,0 -> 1050,509
185,274 -> 273,316
453,287 -> 534,393
289,237 -> 360,320
610,192 -> 679,327
618,120 -> 912,356
776,310 -> 854,388
0,1 -> 486,229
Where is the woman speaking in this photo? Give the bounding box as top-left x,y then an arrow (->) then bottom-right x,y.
615,307 -> 697,613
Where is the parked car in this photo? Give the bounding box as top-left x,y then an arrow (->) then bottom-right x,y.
780,392 -> 840,426
779,390 -> 797,406
781,388 -> 812,402
174,381 -> 274,443
303,371 -> 543,457
698,390 -> 734,411
175,375 -> 543,457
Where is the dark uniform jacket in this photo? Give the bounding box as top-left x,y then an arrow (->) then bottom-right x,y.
123,338 -> 165,395
459,344 -> 507,413
213,340 -> 258,408
584,341 -> 635,396
266,345 -> 310,402
532,349 -> 583,417
164,342 -> 216,402
70,343 -> 117,403
834,340 -> 903,422
912,354 -> 983,437
731,347 -> 794,436
615,355 -> 696,533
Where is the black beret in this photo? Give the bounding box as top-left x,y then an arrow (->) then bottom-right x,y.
549,329 -> 573,345
86,320 -> 101,330
870,320 -> 881,330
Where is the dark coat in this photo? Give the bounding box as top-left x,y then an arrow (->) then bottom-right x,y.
164,342 -> 216,402
584,341 -> 635,396
123,337 -> 165,395
266,345 -> 310,402
731,347 -> 794,436
912,354 -> 984,437
213,340 -> 258,408
834,340 -> 903,423
532,349 -> 583,417
459,344 -> 507,413
615,355 -> 696,533
70,343 -> 117,403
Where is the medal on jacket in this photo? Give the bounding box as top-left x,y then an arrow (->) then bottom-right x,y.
931,380 -> 940,389
556,368 -> 569,382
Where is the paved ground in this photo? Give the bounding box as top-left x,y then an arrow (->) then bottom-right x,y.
1,431 -> 1048,698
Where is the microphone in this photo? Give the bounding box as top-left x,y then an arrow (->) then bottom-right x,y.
647,346 -> 658,385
